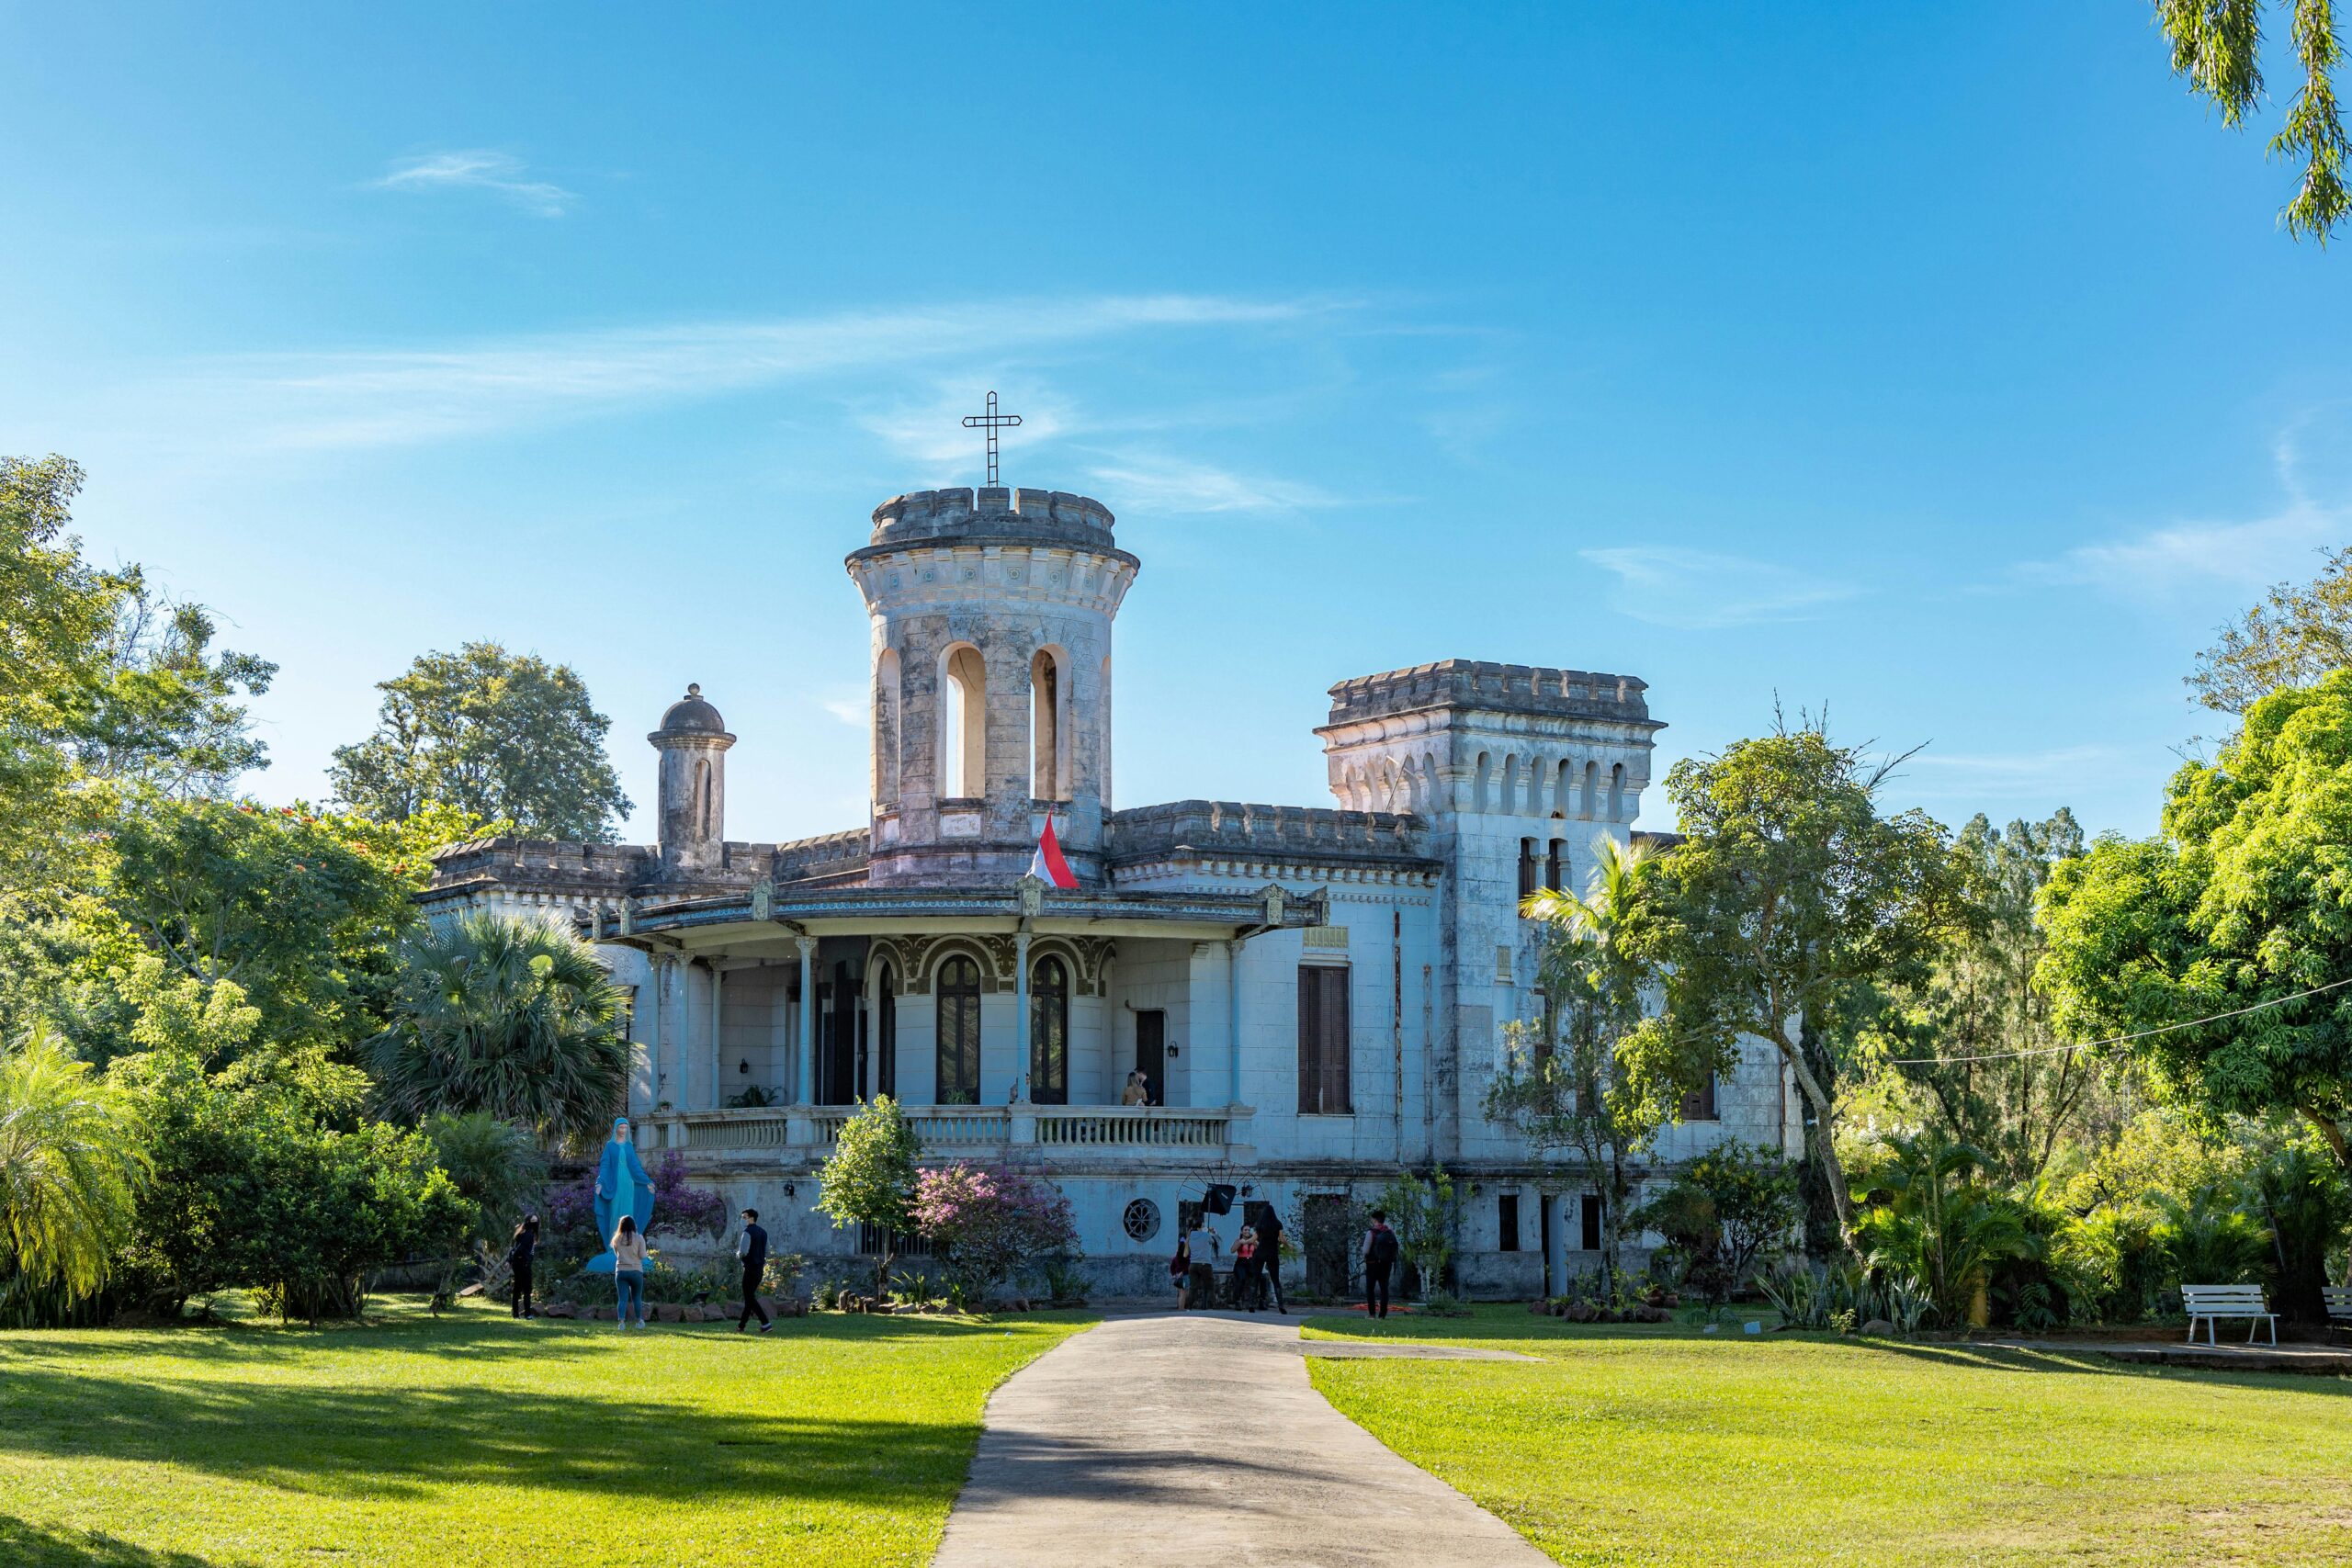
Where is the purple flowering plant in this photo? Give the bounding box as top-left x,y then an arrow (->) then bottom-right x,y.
910,1162 -> 1079,1304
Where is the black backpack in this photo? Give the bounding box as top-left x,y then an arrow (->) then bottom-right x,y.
1367,1226 -> 1399,1266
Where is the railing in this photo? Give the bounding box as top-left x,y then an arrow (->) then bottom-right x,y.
1036,1109 -> 1229,1147
652,1103 -> 1234,1155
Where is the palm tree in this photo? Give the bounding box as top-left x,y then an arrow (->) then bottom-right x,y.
0,1024 -> 152,1325
370,912 -> 628,1149
1854,1133 -> 2033,1327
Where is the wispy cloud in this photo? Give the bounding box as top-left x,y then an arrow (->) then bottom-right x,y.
1896,744 -> 2122,800
1082,453 -> 1343,514
373,151 -> 575,217
818,693 -> 867,729
2015,409 -> 2352,600
169,294 -> 1335,451
1580,547 -> 1860,629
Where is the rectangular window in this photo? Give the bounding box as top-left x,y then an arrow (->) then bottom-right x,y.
1578,1193 -> 1603,1251
1498,1192 -> 1521,1252
1544,840 -> 1564,892
1296,964 -> 1352,1114
1680,1074 -> 1719,1122
1517,839 -> 1540,898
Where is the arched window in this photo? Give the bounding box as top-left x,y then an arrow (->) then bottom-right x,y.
1609,762 -> 1626,820
1030,649 -> 1069,800
1581,760 -> 1599,817
1030,956 -> 1069,1105
940,645 -> 987,798
876,961 -> 897,1100
692,759 -> 713,838
1499,753 -> 1520,815
1473,751 -> 1493,814
935,955 -> 981,1104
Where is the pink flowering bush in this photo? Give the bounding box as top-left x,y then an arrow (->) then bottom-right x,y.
910,1163 -> 1078,1304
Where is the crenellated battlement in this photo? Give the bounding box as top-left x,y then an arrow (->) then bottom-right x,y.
1325,660 -> 1653,727
865,486 -> 1117,549
1106,799 -> 1430,866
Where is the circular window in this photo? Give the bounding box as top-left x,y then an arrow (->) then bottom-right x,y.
1123,1198 -> 1160,1243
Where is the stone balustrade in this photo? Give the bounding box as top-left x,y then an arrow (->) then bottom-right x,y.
642,1103 -> 1240,1160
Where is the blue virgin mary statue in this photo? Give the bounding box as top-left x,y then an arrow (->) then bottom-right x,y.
587,1116 -> 655,1274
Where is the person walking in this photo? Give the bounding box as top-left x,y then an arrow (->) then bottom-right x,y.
1250,1202 -> 1289,1315
1233,1224 -> 1263,1312
506,1214 -> 539,1319
736,1207 -> 773,1333
610,1214 -> 650,1329
1168,1236 -> 1191,1306
1182,1213 -> 1221,1310
1363,1209 -> 1399,1320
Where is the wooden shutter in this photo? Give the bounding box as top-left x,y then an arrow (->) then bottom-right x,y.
1298,965 -> 1351,1114
1679,1074 -> 1718,1122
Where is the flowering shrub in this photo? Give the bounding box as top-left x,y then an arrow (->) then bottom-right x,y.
541,1147 -> 724,1264
910,1163 -> 1078,1305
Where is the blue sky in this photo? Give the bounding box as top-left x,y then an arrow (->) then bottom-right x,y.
6,4 -> 2347,842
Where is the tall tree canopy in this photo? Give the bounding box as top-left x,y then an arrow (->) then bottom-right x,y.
2040,669 -> 2352,1171
330,642 -> 629,842
2188,545 -> 2352,716
1871,809 -> 2121,1186
1639,723 -> 1966,1246
2155,0 -> 2348,243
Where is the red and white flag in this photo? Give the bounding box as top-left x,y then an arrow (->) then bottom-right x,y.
1029,817 -> 1080,890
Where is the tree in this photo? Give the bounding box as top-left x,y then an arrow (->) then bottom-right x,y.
1850,1132 -> 2034,1328
1487,836 -> 1690,1292
2188,545 -> 2352,716
425,1111 -> 549,1259
2039,670 -> 2352,1177
1640,721 -> 1966,1249
2155,0 -> 2349,243
96,796 -> 425,1057
1372,1166 -> 1460,1300
0,1024 -> 152,1325
815,1095 -> 922,1296
1871,810 -> 2121,1185
1633,1139 -> 1799,1306
368,910 -> 629,1149
330,642 -> 630,841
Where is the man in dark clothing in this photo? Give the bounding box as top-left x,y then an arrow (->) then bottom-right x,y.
737,1208 -> 772,1333
1363,1209 -> 1398,1319
506,1215 -> 539,1318
1247,1201 -> 1288,1315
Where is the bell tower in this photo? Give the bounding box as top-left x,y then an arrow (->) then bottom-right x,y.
845,485 -> 1138,886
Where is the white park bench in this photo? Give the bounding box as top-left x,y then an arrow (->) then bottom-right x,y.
2324,1285 -> 2352,1339
2181,1284 -> 2278,1346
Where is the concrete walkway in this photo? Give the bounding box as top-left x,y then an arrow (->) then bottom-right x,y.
933,1313 -> 1551,1568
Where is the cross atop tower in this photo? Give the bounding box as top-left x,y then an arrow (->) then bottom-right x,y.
961,390 -> 1022,487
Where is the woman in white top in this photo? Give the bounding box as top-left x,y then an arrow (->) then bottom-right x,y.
610,1215 -> 650,1328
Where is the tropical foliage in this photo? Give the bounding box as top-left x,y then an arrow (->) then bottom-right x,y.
370,911 -> 629,1149
0,1025 -> 152,1325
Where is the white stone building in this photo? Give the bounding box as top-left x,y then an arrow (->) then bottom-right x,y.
424,481 -> 1800,1298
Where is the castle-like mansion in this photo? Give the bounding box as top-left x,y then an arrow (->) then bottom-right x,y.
426,481 -> 1795,1296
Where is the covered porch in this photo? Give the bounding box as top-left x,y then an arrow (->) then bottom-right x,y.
600,877 -> 1323,1154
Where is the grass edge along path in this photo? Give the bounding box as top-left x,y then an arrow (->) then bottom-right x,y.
0,1296 -> 1096,1568
1301,1305 -> 2352,1568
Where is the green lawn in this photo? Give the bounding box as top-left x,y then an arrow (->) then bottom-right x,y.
0,1296 -> 1092,1568
1305,1306 -> 2352,1568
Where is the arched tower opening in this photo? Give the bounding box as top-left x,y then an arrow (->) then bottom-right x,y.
939,643 -> 987,799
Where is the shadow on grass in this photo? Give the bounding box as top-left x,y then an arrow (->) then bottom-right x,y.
0,1517 -> 227,1568
0,1311 -> 1075,1507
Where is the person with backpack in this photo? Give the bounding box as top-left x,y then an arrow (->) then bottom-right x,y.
736,1207 -> 773,1333
1363,1209 -> 1399,1319
1248,1201 -> 1288,1315
506,1214 -> 539,1319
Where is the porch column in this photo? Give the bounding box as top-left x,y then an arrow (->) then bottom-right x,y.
1012,931 -> 1033,1102
796,935 -> 817,1104
1227,938 -> 1245,1106
706,962 -> 724,1111
643,956 -> 666,1113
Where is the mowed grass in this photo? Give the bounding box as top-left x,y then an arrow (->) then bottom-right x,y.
0,1295 -> 1093,1568
1304,1306 -> 2352,1568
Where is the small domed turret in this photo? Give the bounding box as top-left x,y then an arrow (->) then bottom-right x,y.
648,683 -> 735,869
